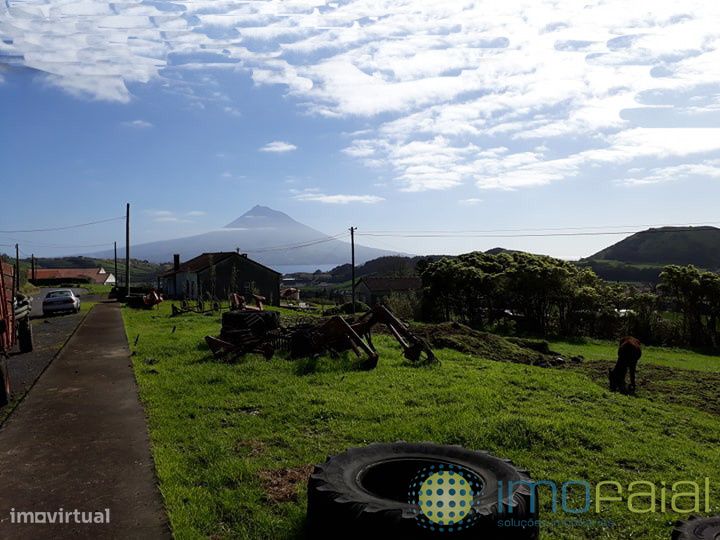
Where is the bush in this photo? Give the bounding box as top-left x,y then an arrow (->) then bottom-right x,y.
383,292 -> 420,321
485,317 -> 517,336
324,301 -> 370,316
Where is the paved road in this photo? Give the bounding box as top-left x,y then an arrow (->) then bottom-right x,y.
0,302 -> 170,539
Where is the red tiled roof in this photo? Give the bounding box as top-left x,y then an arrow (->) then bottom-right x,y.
29,268 -> 110,284
358,276 -> 422,292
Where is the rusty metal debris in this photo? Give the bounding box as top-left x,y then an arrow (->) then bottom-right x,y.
170,298 -> 219,316
172,293 -> 261,317
126,289 -> 164,309
204,304 -> 436,369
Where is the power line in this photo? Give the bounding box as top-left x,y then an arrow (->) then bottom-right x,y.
361,220 -> 720,235
0,216 -> 124,234
251,232 -> 349,253
356,226 -> 719,239
0,238 -> 114,249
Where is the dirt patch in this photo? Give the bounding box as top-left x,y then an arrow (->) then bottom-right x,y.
566,360 -> 720,417
234,439 -> 266,457
258,464 -> 314,503
410,322 -> 572,367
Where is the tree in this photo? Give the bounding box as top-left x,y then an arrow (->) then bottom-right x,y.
659,265 -> 705,345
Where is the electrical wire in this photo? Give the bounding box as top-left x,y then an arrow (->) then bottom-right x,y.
251,232 -> 350,253
0,216 -> 124,234
1,239 -> 114,250
356,226 -> 719,239
361,220 -> 720,235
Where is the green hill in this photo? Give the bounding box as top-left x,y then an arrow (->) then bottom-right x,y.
587,226 -> 720,269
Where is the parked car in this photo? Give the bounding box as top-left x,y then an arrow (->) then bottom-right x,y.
42,289 -> 81,316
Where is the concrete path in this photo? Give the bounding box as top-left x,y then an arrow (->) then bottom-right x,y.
0,302 -> 170,539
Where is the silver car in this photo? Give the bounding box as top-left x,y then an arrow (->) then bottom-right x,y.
42,289 -> 81,316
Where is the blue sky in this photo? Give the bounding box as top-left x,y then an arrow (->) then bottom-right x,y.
2,0 -> 720,260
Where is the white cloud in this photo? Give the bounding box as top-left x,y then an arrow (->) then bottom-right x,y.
621,160 -> 720,186
3,1 -> 720,192
459,198 -> 483,206
121,119 -> 153,129
474,128 -> 720,190
259,141 -> 297,153
223,106 -> 242,117
144,209 -> 197,223
294,191 -> 385,204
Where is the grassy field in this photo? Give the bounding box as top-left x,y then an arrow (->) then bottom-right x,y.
78,283 -> 113,296
548,338 -> 720,372
123,304 -> 720,540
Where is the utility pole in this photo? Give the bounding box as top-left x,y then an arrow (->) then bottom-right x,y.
350,226 -> 356,314
114,241 -> 118,288
125,203 -> 130,298
14,243 -> 19,294
31,254 -> 35,282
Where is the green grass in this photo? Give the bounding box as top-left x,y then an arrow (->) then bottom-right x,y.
80,301 -> 97,313
123,304 -> 720,540
548,338 -> 720,372
79,284 -> 113,296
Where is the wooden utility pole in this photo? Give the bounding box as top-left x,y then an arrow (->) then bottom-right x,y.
31,254 -> 35,282
125,203 -> 130,298
350,226 -> 356,314
114,241 -> 118,287
14,243 -> 19,294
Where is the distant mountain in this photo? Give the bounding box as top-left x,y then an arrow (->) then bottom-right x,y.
586,226 -> 720,269
88,206 -> 399,271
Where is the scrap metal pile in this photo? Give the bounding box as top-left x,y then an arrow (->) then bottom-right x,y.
204,303 -> 437,369
171,293 -> 263,316
126,289 -> 164,310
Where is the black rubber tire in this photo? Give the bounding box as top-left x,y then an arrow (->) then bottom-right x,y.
672,516 -> 720,539
307,442 -> 539,539
18,317 -> 33,353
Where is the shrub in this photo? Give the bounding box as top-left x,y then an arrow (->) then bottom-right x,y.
324,301 -> 370,316
383,292 -> 420,321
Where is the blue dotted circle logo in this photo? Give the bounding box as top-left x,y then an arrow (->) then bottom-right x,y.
407,463 -> 484,533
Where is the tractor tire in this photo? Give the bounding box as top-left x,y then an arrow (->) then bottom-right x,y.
672,516 -> 720,539
18,317 -> 33,353
307,442 -> 539,540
